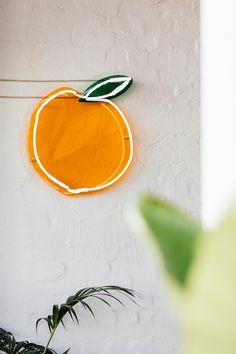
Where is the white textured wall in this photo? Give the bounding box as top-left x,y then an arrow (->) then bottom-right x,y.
0,1 -> 199,353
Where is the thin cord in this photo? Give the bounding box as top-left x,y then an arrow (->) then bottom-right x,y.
0,78 -> 95,98
0,96 -> 81,99
0,96 -> 44,99
0,79 -> 94,82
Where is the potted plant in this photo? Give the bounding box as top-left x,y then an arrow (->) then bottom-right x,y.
0,286 -> 136,354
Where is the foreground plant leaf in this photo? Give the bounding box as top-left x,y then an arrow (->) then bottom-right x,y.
183,205 -> 236,354
139,195 -> 201,285
138,194 -> 236,354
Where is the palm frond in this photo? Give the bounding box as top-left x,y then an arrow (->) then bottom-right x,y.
62,349 -> 70,354
36,286 -> 136,332
0,328 -> 56,354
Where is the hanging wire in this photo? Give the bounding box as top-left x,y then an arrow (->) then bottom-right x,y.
0,96 -> 43,99
0,78 -> 95,98
0,79 -> 94,82
0,96 -> 84,99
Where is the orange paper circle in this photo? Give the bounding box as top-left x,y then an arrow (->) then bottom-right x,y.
27,87 -> 133,195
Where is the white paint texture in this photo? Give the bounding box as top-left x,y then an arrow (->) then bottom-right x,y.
0,1 -> 199,353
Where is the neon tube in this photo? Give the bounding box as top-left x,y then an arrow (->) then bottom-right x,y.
33,89 -> 133,194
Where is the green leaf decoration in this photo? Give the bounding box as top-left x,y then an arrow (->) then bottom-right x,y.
80,75 -> 133,101
139,195 -> 201,285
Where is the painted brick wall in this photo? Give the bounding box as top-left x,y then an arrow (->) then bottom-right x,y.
0,1 -> 199,353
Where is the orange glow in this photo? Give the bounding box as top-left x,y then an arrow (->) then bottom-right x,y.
27,88 -> 132,195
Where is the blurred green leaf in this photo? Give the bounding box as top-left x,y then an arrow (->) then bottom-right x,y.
183,205 -> 236,354
139,195 -> 236,354
139,195 -> 201,285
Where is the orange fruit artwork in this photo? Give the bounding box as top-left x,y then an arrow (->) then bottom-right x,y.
27,75 -> 133,196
